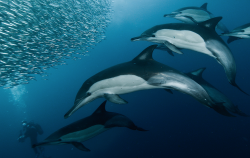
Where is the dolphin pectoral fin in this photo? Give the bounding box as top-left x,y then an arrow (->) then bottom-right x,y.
163,41 -> 183,54
164,89 -> 173,94
227,36 -> 241,44
166,49 -> 174,56
70,142 -> 90,152
104,94 -> 128,104
212,102 -> 236,117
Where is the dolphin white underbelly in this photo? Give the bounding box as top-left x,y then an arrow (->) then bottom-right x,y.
89,75 -> 160,96
149,29 -> 214,57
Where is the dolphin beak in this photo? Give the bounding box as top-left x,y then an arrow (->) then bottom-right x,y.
164,12 -> 178,17
131,36 -> 142,41
64,98 -> 88,119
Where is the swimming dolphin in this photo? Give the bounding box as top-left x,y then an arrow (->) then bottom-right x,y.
163,3 -> 229,33
186,68 -> 248,117
221,23 -> 250,43
33,101 -> 146,151
131,17 -> 248,95
64,45 -> 232,118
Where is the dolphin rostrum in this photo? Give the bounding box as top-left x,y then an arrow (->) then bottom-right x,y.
163,3 -> 229,33
33,101 -> 147,151
64,45 -> 232,118
186,68 -> 248,117
131,17 -> 248,95
221,23 -> 250,43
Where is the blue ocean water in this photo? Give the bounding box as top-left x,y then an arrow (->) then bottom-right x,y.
1,0 -> 250,157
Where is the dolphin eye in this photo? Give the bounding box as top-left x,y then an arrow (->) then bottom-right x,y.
86,92 -> 91,96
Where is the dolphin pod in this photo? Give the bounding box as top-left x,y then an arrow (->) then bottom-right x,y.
131,17 -> 249,95
64,45 -> 235,119
31,2 -> 249,154
33,101 -> 147,151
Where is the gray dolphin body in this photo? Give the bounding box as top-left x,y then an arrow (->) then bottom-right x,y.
164,3 -> 229,33
33,101 -> 146,151
221,23 -> 250,43
65,45 -> 233,118
131,17 -> 248,95
186,68 -> 248,117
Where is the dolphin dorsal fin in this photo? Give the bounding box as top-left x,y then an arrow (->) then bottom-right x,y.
200,3 -> 208,10
132,45 -> 158,61
93,101 -> 107,115
199,17 -> 222,31
190,68 -> 206,78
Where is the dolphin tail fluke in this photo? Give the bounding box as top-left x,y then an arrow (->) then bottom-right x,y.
212,102 -> 236,117
136,127 -> 148,131
234,105 -> 249,117
227,36 -> 241,44
232,82 -> 249,96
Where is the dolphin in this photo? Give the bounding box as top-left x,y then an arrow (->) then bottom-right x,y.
163,3 -> 229,33
64,45 -> 233,118
131,17 -> 248,95
33,101 -> 146,151
221,23 -> 250,43
186,68 -> 248,117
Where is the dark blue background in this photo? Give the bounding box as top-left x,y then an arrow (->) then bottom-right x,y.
1,0 -> 250,157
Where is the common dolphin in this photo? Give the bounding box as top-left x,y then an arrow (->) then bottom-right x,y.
186,68 -> 248,117
33,101 -> 146,151
64,45 -> 232,118
163,3 -> 229,33
221,23 -> 250,43
131,17 -> 248,95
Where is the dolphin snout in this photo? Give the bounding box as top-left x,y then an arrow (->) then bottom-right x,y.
163,14 -> 170,17
131,36 -> 141,41
164,13 -> 177,17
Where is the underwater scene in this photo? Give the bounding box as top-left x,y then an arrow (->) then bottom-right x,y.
1,0 -> 250,157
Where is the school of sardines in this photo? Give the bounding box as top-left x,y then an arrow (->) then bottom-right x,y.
4,1 -> 250,153
0,0 -> 112,88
